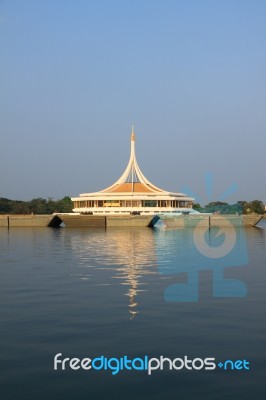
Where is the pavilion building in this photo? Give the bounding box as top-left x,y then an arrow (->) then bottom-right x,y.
71,128 -> 194,215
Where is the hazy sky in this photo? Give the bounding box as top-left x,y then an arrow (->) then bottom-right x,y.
1,0 -> 265,204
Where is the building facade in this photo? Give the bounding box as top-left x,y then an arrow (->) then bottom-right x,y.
71,128 -> 194,215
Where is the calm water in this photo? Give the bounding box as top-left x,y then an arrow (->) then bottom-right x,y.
0,221 -> 266,400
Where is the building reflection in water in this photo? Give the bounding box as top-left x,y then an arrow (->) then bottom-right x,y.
66,227 -> 158,319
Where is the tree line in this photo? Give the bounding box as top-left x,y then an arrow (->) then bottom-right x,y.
193,200 -> 265,214
0,197 -> 264,215
0,197 -> 72,214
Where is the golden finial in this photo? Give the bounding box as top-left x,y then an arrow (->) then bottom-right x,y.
131,125 -> 135,141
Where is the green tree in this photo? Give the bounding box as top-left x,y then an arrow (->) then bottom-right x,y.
0,198 -> 12,213
238,200 -> 265,214
250,200 -> 265,214
204,202 -> 228,213
29,198 -> 47,214
192,203 -> 201,210
12,201 -> 31,214
53,196 -> 72,213
0,196 -> 73,214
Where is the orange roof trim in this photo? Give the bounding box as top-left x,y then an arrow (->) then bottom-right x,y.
103,182 -> 163,193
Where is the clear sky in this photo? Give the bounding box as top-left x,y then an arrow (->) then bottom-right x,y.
1,0 -> 266,204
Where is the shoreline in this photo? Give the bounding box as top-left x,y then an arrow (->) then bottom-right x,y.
0,213 -> 264,228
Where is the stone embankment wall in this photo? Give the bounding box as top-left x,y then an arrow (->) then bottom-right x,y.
0,215 -> 62,227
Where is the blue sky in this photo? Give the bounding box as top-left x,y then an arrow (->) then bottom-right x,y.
1,0 -> 266,203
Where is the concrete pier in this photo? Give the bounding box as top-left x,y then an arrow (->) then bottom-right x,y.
0,214 -> 158,228
0,214 -> 62,227
57,214 -> 159,228
162,214 -> 263,228
0,213 -> 262,228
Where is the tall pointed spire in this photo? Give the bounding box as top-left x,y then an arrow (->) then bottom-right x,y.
131,125 -> 135,141
99,126 -> 167,193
